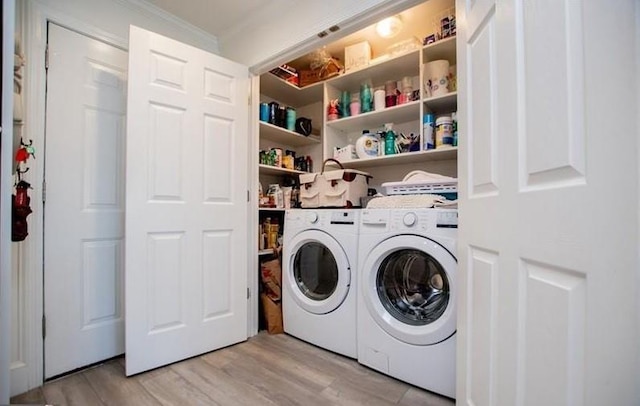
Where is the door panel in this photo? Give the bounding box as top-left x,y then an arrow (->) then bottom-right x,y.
44,24 -> 127,378
457,0 -> 638,405
126,26 -> 249,376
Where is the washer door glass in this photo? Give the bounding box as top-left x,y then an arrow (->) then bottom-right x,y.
361,234 -> 457,345
284,229 -> 351,315
293,242 -> 338,301
377,249 -> 449,326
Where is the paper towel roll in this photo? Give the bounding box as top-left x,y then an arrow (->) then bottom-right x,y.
374,89 -> 386,111
424,60 -> 450,97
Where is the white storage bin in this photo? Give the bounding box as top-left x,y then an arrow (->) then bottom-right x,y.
299,159 -> 371,208
299,172 -> 321,208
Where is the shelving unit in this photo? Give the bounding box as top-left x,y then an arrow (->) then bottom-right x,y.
326,101 -> 421,132
422,92 -> 457,113
339,148 -> 457,169
258,164 -> 305,176
258,249 -> 276,256
325,50 -> 421,92
422,35 -> 457,63
260,122 -> 321,146
255,0 -> 459,267
260,71 -> 323,107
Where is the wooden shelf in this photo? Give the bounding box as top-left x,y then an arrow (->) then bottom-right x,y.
326,100 -> 421,132
259,122 -> 321,146
258,249 -> 275,256
260,73 -> 324,107
339,148 -> 457,169
259,164 -> 306,176
422,92 -> 457,113
422,36 -> 457,63
326,50 -> 421,91
259,207 -> 286,212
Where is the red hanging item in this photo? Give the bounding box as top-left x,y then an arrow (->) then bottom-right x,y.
12,180 -> 32,241
12,138 -> 36,241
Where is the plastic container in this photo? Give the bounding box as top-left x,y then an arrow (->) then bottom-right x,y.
451,112 -> 458,146
350,93 -> 361,116
355,130 -> 379,159
435,116 -> 454,148
423,113 -> 435,150
360,81 -> 373,113
286,107 -> 296,131
384,123 -> 396,155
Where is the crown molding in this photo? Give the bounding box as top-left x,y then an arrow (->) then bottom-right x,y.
112,0 -> 219,51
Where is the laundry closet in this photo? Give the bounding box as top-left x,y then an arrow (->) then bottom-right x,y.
256,0 -> 457,325
254,0 -> 459,397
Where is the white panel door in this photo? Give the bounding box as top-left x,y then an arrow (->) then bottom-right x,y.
44,24 -> 127,379
126,26 -> 249,376
456,0 -> 638,405
1,0 -> 16,401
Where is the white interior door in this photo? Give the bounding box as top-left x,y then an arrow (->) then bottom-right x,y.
125,26 -> 249,376
44,24 -> 127,379
456,0 -> 638,405
1,0 -> 16,401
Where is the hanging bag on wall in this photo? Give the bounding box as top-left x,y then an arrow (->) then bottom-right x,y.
12,180 -> 32,242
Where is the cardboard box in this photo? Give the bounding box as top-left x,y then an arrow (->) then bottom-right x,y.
298,58 -> 342,87
345,41 -> 372,72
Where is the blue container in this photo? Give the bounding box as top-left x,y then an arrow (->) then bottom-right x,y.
423,113 -> 435,150
259,103 -> 269,122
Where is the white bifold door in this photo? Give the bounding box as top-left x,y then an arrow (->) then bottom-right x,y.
456,0 -> 638,405
45,24 -> 249,378
125,26 -> 249,375
44,24 -> 128,379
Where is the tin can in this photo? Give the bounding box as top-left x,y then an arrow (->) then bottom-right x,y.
271,148 -> 283,167
435,115 -> 454,148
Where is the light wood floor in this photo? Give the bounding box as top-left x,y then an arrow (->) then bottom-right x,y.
11,332 -> 455,405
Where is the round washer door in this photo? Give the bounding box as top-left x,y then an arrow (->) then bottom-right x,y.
361,234 -> 457,345
286,230 -> 351,315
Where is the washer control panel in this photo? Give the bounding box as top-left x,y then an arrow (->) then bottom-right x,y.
361,209 -> 458,232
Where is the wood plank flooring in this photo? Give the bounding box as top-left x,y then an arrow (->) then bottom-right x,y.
11,332 -> 454,406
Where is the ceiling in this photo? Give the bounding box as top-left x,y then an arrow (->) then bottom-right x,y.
143,0 -> 454,70
144,0 -> 293,38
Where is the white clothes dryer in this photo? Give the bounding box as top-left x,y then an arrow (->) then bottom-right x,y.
282,209 -> 360,358
357,208 -> 458,398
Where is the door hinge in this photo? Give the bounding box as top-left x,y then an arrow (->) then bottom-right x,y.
45,45 -> 49,70
247,287 -> 250,299
42,180 -> 46,203
247,190 -> 250,202
42,315 -> 46,339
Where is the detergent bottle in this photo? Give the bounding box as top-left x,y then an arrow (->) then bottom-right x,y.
384,123 -> 396,155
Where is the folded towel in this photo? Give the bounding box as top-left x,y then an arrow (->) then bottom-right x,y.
366,194 -> 449,209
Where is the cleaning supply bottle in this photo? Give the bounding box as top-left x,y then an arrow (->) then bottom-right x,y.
377,130 -> 386,156
384,123 -> 396,155
360,80 -> 373,113
355,130 -> 379,159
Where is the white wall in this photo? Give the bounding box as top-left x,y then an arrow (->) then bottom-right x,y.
10,0 -> 219,397
218,0 -> 423,71
31,0 -> 219,52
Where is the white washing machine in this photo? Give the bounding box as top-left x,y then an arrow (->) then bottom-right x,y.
357,208 -> 458,398
282,209 -> 360,358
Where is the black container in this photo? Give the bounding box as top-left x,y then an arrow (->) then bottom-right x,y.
268,101 -> 279,124
275,106 -> 287,128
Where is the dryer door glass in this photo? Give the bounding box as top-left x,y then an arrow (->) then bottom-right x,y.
293,242 -> 338,301
376,249 -> 449,326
